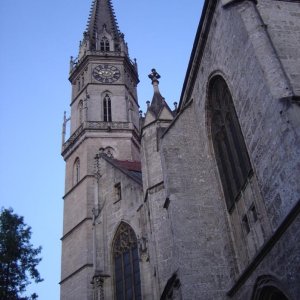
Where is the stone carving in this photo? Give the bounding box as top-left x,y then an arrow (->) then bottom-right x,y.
92,275 -> 104,300
138,236 -> 149,262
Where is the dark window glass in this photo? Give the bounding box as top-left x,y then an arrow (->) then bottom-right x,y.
113,223 -> 142,300
103,94 -> 112,122
100,38 -> 110,52
258,286 -> 289,300
105,39 -> 110,51
115,182 -> 122,202
209,76 -> 252,211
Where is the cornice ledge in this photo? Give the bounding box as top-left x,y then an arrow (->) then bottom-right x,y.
62,121 -> 136,158
61,217 -> 93,241
59,263 -> 93,285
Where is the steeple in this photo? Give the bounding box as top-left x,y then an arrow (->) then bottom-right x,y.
86,0 -> 121,44
75,0 -> 129,63
65,0 -> 140,161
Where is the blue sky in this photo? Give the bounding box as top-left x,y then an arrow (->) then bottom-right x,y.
0,0 -> 203,299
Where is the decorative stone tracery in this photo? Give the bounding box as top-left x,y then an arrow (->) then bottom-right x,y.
113,223 -> 142,300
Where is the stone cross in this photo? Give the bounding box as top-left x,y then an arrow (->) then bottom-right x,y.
148,68 -> 161,83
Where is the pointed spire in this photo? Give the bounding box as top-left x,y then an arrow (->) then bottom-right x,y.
86,0 -> 120,40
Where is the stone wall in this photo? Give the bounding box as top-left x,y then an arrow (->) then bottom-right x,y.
159,0 -> 300,298
258,0 -> 300,95
60,267 -> 94,300
231,210 -> 300,300
94,157 -> 155,299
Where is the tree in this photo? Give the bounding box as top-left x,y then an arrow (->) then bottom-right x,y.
0,208 -> 43,300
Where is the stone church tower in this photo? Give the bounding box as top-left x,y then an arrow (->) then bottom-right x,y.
61,1 -> 300,300
60,0 -> 141,298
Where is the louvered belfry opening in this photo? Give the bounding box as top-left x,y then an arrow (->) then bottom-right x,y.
209,76 -> 252,211
113,222 -> 142,300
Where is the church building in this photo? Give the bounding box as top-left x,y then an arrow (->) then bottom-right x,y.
60,0 -> 300,299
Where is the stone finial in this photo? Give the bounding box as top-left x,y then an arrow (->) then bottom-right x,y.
148,69 -> 161,94
148,68 -> 161,84
70,56 -> 75,72
146,101 -> 150,108
134,58 -> 138,71
62,111 -> 71,146
174,102 -> 178,110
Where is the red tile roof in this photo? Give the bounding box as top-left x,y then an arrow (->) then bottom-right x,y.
113,160 -> 141,172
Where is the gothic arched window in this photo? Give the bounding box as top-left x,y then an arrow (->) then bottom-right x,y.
257,287 -> 289,300
252,276 -> 289,300
73,158 -> 80,185
113,223 -> 142,300
78,100 -> 83,125
100,37 -> 110,52
103,94 -> 112,122
209,76 -> 252,211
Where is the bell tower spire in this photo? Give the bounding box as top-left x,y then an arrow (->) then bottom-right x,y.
87,0 -> 120,40
77,0 -> 129,60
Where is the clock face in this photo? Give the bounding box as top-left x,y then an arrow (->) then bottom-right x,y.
93,64 -> 121,83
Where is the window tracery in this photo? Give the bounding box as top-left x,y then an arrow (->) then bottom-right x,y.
208,76 -> 268,267
113,223 -> 142,300
209,75 -> 252,211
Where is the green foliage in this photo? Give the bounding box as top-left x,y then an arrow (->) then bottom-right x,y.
0,208 -> 43,300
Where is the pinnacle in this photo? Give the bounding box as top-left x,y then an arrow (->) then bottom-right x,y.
147,69 -> 170,118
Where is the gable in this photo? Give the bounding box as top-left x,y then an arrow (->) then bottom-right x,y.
143,110 -> 156,127
158,106 -> 174,120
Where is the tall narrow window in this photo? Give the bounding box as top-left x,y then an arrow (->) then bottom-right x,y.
209,76 -> 252,211
78,100 -> 83,125
113,223 -> 142,300
73,158 -> 80,185
114,182 -> 122,202
103,94 -> 112,122
82,75 -> 84,87
100,37 -> 110,52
